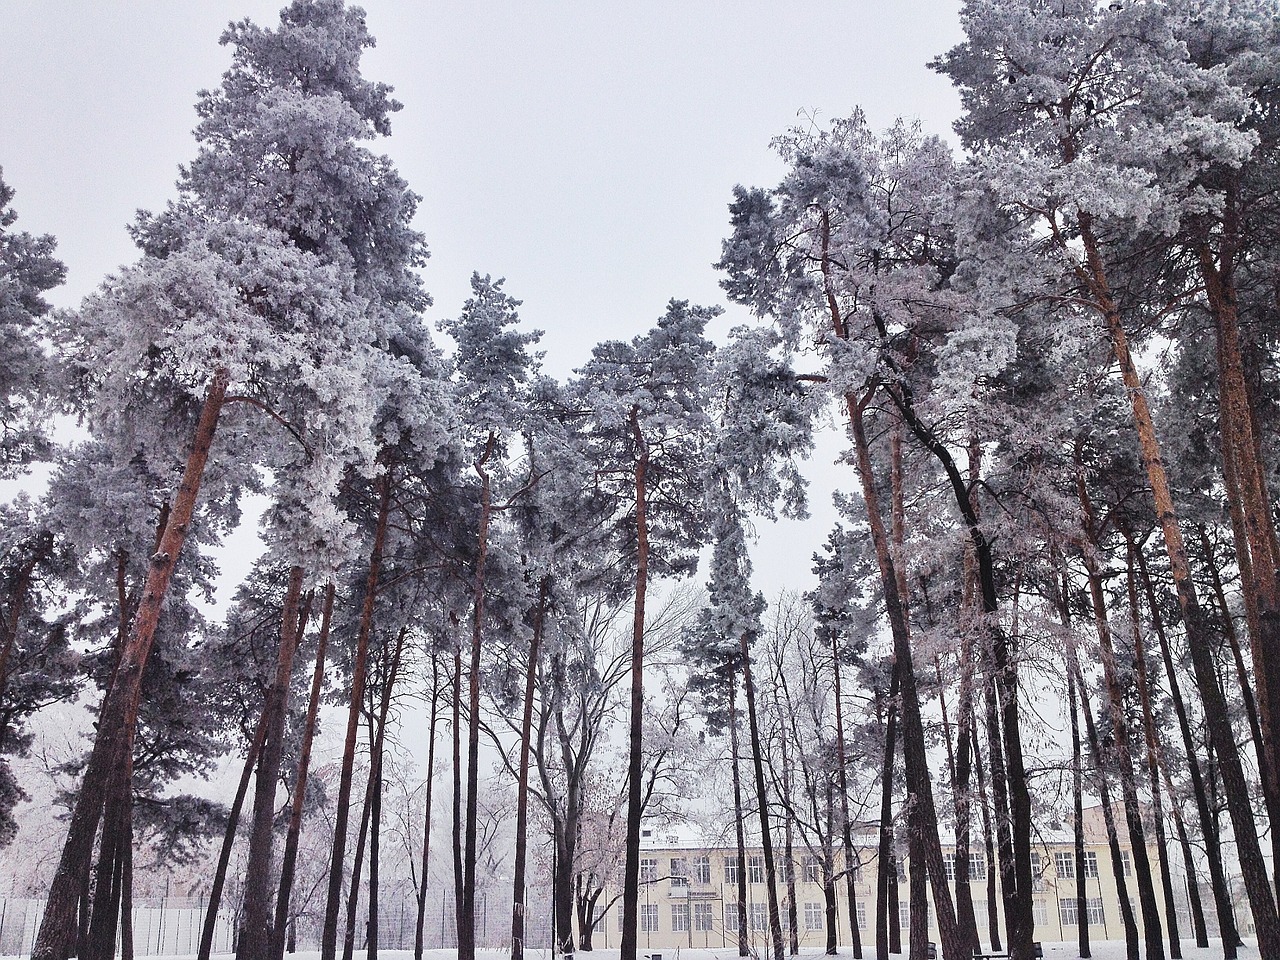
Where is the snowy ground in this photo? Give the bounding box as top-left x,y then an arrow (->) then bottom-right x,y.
3,942 -> 1251,960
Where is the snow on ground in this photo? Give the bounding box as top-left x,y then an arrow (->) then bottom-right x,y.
3,942 -> 1250,960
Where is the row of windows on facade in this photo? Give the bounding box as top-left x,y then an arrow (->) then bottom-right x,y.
616,898 -> 1107,935
636,850 -> 1131,887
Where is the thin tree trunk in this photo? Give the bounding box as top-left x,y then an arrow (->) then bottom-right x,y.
619,409 -> 650,960
342,707 -> 378,960
461,433 -> 496,960
876,663 -> 900,960
1134,543 -> 1240,956
238,564 -> 307,960
367,628 -> 407,960
729,670 -> 750,958
452,640 -> 463,946
1160,749 -> 1209,948
274,584 -> 335,960
834,637 -> 864,958
321,465 -> 394,960
967,721 -> 1001,952
511,580 -> 547,960
1074,464 -> 1164,960
35,367 -> 231,960
414,651 -> 441,960
942,652 -> 979,959
1124,541 -> 1182,958
200,713 -> 270,960
740,627 -> 786,960
1068,672 -> 1090,959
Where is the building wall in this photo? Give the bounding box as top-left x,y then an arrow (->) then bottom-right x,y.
589,838 -> 1184,952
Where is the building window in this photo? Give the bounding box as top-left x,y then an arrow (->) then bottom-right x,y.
1055,851 -> 1075,880
899,901 -> 909,928
857,902 -> 867,929
1121,850 -> 1133,877
1059,898 -> 1078,926
672,903 -> 689,932
641,904 -> 659,933
1086,898 -> 1105,925
671,858 -> 688,887
944,853 -> 956,882
1033,900 -> 1048,926
751,903 -> 768,931
1031,852 -> 1045,892
805,902 -> 824,930
725,903 -> 743,930
725,860 -> 740,885
694,902 -> 714,931
1082,851 -> 1099,879
693,855 -> 711,885
804,856 -> 821,883
748,855 -> 766,884
780,905 -> 792,933
969,852 -> 987,881
640,857 -> 658,883
974,900 -> 988,930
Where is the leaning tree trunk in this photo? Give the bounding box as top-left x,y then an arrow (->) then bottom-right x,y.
1077,210 -> 1280,949
942,650 -> 979,959
199,713 -> 270,960
907,825 -> 928,960
367,628 -> 407,960
321,465 -> 393,960
619,410 -> 650,960
1074,466 -> 1164,960
274,584 -> 335,960
511,578 -> 548,960
342,706 -> 379,960
414,651 -> 442,960
35,367 -> 231,960
1124,541 -> 1182,959
238,564 -> 307,960
1134,543 -> 1240,956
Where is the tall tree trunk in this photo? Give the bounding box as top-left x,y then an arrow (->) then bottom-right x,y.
968,722 -> 1001,952
833,637 -> 864,958
777,724 -> 800,956
414,651 -> 442,960
942,652 -> 979,959
238,564 -> 306,960
1124,541 -> 1183,958
619,409 -> 650,960
274,584 -> 335,960
1074,465 -> 1164,960
729,669 -> 750,958
1067,671 -> 1090,959
367,628 -> 406,960
843,393 -> 959,960
876,663 -> 900,960
200,713 -> 270,960
1071,661 -> 1139,960
1160,749 -> 1209,948
461,433 -> 496,960
908,827 -> 928,960
1076,209 -> 1279,948
1200,218 -> 1280,897
321,465 -> 393,960
452,640 -> 464,947
740,627 -> 786,960
511,576 -> 549,960
1134,544 -> 1240,956
35,367 -> 231,960
342,708 -> 379,960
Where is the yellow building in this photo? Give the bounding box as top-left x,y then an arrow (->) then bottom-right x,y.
589,808 -> 1192,952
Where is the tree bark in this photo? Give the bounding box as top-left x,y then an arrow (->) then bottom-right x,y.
341,706 -> 378,960
274,583 -> 335,960
513,577 -> 549,960
833,637 -> 864,958
619,408 -> 650,960
1067,671 -> 1090,959
35,367 -> 230,960
321,465 -> 393,960
414,651 -> 442,960
729,669 -> 750,958
876,663 -> 900,960
968,722 -> 1001,952
1134,543 -> 1240,957
1076,209 -> 1279,949
238,564 -> 306,960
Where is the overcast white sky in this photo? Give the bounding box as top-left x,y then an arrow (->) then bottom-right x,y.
1,0 -> 964,598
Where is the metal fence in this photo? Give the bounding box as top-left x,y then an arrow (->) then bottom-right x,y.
0,894 -> 550,957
